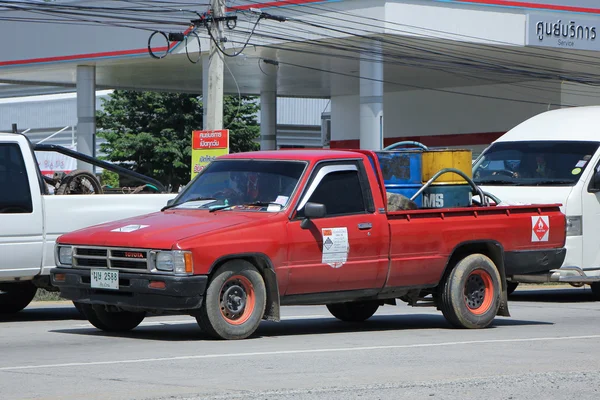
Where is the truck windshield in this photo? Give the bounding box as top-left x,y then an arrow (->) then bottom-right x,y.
473,141 -> 599,186
172,160 -> 307,211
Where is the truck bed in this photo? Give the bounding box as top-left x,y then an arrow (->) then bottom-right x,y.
386,204 -> 566,286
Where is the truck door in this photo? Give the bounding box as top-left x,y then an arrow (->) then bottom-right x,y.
285,161 -> 389,295
583,160 -> 600,269
0,142 -> 44,279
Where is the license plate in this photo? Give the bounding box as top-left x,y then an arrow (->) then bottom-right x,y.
90,269 -> 119,290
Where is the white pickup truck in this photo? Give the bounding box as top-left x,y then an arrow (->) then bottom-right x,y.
0,133 -> 176,313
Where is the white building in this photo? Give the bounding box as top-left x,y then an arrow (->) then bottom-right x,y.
0,0 -> 599,158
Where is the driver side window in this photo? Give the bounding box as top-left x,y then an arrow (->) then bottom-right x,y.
298,170 -> 366,218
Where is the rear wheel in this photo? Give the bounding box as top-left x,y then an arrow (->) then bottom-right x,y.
197,260 -> 266,340
0,282 -> 37,314
79,303 -> 145,332
506,281 -> 519,296
591,282 -> 600,301
327,301 -> 380,322
73,301 -> 85,316
439,254 -> 501,329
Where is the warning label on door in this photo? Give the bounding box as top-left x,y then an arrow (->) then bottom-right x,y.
322,228 -> 349,268
531,216 -> 550,242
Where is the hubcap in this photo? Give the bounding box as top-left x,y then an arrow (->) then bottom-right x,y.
465,274 -> 486,309
222,284 -> 247,316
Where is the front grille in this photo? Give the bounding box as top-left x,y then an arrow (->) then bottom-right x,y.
73,246 -> 150,272
77,258 -> 108,267
110,260 -> 147,270
77,248 -> 107,257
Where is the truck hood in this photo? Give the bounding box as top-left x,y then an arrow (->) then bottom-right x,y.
58,210 -> 276,249
478,185 -> 573,213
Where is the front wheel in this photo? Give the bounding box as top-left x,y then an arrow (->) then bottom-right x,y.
0,282 -> 37,314
79,303 -> 146,332
197,260 -> 266,340
439,253 -> 501,329
327,301 -> 380,322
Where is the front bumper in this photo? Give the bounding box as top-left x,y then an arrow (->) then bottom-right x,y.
50,268 -> 208,312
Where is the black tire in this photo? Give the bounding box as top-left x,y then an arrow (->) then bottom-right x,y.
506,281 -> 519,296
439,253 -> 501,329
73,301 -> 85,316
0,282 -> 37,314
79,303 -> 145,332
326,301 -> 380,322
56,169 -> 103,195
197,260 -> 266,340
591,282 -> 600,301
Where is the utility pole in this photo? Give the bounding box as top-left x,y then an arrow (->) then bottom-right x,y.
205,0 -> 225,131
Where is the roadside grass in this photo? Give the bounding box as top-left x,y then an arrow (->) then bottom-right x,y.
34,289 -> 63,302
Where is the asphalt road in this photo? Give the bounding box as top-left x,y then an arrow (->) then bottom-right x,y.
1,286 -> 600,400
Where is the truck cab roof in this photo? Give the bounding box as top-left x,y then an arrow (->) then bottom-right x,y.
221,149 -> 366,162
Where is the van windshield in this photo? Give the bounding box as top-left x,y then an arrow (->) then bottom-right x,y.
473,141 -> 599,186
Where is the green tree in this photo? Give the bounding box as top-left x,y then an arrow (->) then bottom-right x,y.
97,90 -> 260,191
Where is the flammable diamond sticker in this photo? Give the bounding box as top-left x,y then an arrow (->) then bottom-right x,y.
531,216 -> 550,242
324,237 -> 334,250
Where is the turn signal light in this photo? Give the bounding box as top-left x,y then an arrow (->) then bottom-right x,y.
54,273 -> 66,282
184,252 -> 193,273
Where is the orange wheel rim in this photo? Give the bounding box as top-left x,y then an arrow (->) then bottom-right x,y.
464,269 -> 494,315
219,275 -> 255,325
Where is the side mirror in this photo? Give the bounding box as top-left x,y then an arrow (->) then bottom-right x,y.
300,202 -> 327,229
590,171 -> 600,193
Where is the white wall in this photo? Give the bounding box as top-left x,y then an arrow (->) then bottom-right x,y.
383,82 -> 561,138
561,82 -> 600,107
331,95 -> 360,142
331,81 -> 562,144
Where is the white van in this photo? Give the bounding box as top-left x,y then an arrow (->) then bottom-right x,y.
473,106 -> 600,298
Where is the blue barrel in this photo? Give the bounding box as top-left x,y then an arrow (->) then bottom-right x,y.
421,184 -> 471,208
375,151 -> 423,185
385,184 -> 423,207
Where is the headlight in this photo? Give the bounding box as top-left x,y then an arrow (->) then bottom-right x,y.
154,250 -> 193,274
566,215 -> 582,236
57,246 -> 73,266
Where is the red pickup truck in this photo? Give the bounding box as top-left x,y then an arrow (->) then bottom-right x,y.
51,150 -> 566,340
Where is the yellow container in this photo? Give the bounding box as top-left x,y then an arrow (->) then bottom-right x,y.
421,149 -> 472,184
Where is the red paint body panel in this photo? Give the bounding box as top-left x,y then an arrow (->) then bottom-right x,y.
386,206 -> 565,287
57,150 -> 567,301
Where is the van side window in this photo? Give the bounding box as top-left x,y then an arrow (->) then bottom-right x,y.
0,144 -> 33,213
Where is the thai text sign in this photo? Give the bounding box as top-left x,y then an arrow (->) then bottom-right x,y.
526,13 -> 599,51
191,129 -> 229,179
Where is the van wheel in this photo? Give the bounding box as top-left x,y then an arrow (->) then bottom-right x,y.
0,282 -> 37,314
591,283 -> 600,301
327,301 -> 380,322
507,281 -> 519,296
439,254 -> 501,329
196,260 -> 266,340
79,303 -> 145,332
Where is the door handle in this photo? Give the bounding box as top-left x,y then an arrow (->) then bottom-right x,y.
358,222 -> 372,230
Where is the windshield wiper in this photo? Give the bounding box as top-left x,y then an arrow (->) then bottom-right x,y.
208,201 -> 283,213
161,197 -> 216,212
531,180 -> 574,186
474,179 -> 514,185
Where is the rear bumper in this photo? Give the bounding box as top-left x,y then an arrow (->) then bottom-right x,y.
50,268 -> 208,312
504,248 -> 566,276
